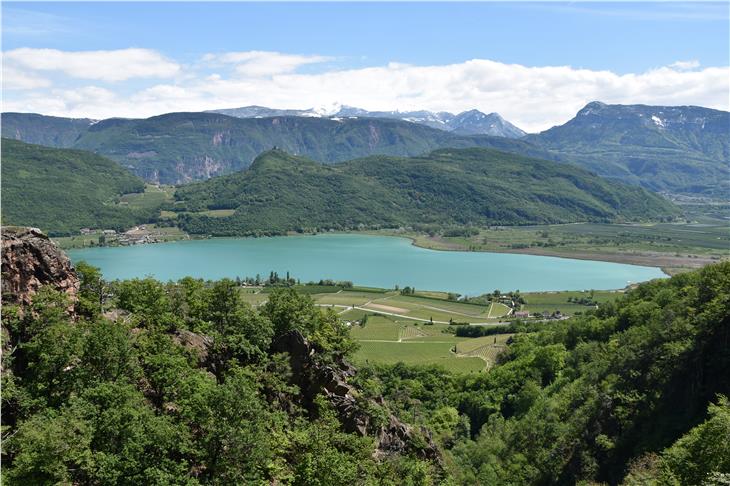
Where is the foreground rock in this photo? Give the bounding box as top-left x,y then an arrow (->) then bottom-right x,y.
272,330 -> 442,462
1,227 -> 79,311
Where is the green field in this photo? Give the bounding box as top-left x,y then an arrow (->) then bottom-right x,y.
231,284 -> 632,373
354,341 -> 485,373
520,289 -> 620,314
197,209 -> 236,218
350,316 -> 403,341
313,290 -> 510,324
118,184 -> 175,210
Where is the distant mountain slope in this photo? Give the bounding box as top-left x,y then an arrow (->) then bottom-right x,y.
208,105 -> 527,138
2,112 -> 95,148
173,148 -> 680,236
2,112 -> 549,184
527,102 -> 730,196
1,139 -> 153,235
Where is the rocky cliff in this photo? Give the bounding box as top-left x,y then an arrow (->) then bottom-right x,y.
1,227 -> 79,311
272,330 -> 442,462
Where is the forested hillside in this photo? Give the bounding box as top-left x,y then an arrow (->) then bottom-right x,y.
2,233 -> 728,484
1,139 -> 154,235
1,262 -> 443,484
174,148 -> 680,235
363,262 -> 730,484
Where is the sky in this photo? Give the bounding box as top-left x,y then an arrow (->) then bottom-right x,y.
2,1 -> 729,132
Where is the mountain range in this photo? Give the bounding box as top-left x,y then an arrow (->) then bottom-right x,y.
1,112 -> 552,184
172,147 -> 680,236
2,102 -> 728,195
526,102 -> 730,197
207,105 -> 527,138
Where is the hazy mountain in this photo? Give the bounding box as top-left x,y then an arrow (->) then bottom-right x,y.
173,147 -> 680,236
207,105 -> 527,138
447,110 -> 526,137
1,112 -> 551,184
2,112 -> 96,148
0,139 -> 152,235
527,102 -> 730,196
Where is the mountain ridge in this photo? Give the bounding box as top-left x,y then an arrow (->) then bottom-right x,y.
1,111 -> 551,184
527,101 -> 730,196
207,104 -> 527,138
173,147 -> 681,236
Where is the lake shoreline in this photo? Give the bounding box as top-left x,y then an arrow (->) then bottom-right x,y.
67,233 -> 667,294
61,228 -> 696,276
354,231 -> 712,277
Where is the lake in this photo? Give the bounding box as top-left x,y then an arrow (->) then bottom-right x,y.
67,234 -> 666,295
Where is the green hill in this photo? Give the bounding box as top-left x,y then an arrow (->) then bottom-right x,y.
527,102 -> 730,196
173,147 -> 681,235
1,139 -> 154,235
1,112 -> 559,184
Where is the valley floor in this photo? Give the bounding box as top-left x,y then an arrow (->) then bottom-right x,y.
239,285 -> 618,374
365,219 -> 729,275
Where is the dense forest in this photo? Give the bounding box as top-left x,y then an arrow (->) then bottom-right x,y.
1,139 -> 156,235
173,148 -> 680,236
2,254 -> 728,484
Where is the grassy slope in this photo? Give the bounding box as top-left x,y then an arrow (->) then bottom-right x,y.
1,139 -> 153,235
173,148 -> 681,235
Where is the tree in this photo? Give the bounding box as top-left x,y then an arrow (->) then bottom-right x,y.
262,288 -> 321,338
76,261 -> 104,317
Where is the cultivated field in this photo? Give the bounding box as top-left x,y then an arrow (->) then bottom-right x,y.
118,184 -> 175,210
234,284 -> 621,373
314,290 -> 510,324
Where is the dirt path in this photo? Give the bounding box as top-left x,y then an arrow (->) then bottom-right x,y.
314,303 -> 450,324
420,304 -> 487,318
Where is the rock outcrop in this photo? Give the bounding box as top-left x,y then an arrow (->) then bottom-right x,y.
1,227 -> 79,311
272,330 -> 442,462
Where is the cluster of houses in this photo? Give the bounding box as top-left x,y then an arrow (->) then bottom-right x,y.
79,225 -> 170,246
512,309 -> 566,321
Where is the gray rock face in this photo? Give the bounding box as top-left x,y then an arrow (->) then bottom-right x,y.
1,226 -> 79,312
272,330 -> 442,462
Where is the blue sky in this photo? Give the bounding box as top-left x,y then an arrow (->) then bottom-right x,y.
4,2 -> 728,73
2,2 -> 728,131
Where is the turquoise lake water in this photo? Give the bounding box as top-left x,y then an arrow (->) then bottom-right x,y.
67,234 -> 666,295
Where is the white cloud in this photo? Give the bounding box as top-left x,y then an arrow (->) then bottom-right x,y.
202,50 -> 332,77
2,51 -> 728,132
668,60 -> 701,71
2,65 -> 51,89
3,48 -> 180,81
